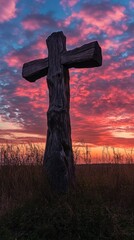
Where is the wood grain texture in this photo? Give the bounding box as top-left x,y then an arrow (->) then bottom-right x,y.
22,41 -> 102,82
22,58 -> 48,82
61,41 -> 102,68
43,31 -> 75,193
22,31 -> 103,193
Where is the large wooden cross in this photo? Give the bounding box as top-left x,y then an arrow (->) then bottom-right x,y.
22,31 -> 102,193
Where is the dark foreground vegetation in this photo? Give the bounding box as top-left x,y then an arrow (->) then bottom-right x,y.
0,162 -> 134,240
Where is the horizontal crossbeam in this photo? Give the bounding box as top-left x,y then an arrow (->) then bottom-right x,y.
22,41 -> 102,82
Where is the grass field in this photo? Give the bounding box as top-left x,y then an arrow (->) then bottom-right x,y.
0,145 -> 134,239
0,164 -> 133,240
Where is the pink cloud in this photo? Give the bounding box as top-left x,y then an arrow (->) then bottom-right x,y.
127,55 -> 134,61
66,34 -> 81,46
129,1 -> 134,8
15,81 -> 47,102
22,14 -> 57,31
71,106 -> 134,147
64,4 -> 127,38
70,78 -> 134,148
102,37 -> 134,57
60,0 -> 79,8
4,38 -> 47,68
30,37 -> 48,57
0,0 -> 17,23
4,51 -> 29,68
22,19 -> 41,31
65,5 -> 126,26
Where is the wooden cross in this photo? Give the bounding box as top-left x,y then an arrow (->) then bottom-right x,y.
22,31 -> 102,193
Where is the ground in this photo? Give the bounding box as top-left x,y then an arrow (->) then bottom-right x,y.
0,164 -> 133,240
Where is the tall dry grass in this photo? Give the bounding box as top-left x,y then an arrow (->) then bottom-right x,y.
0,143 -> 133,215
0,144 -> 133,239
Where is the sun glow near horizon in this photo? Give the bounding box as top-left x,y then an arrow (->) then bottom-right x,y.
0,139 -> 133,164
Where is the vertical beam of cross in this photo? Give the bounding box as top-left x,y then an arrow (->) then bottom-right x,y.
44,32 -> 75,192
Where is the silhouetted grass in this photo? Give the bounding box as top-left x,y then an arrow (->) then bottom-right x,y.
0,144 -> 134,239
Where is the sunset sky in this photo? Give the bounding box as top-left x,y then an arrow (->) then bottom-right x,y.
0,0 -> 134,152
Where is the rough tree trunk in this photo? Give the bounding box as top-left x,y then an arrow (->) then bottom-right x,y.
43,32 -> 75,193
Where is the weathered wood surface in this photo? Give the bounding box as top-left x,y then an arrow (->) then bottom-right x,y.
22,41 -> 102,82
22,58 -> 48,82
22,31 -> 102,193
61,41 -> 102,68
43,32 -> 75,193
